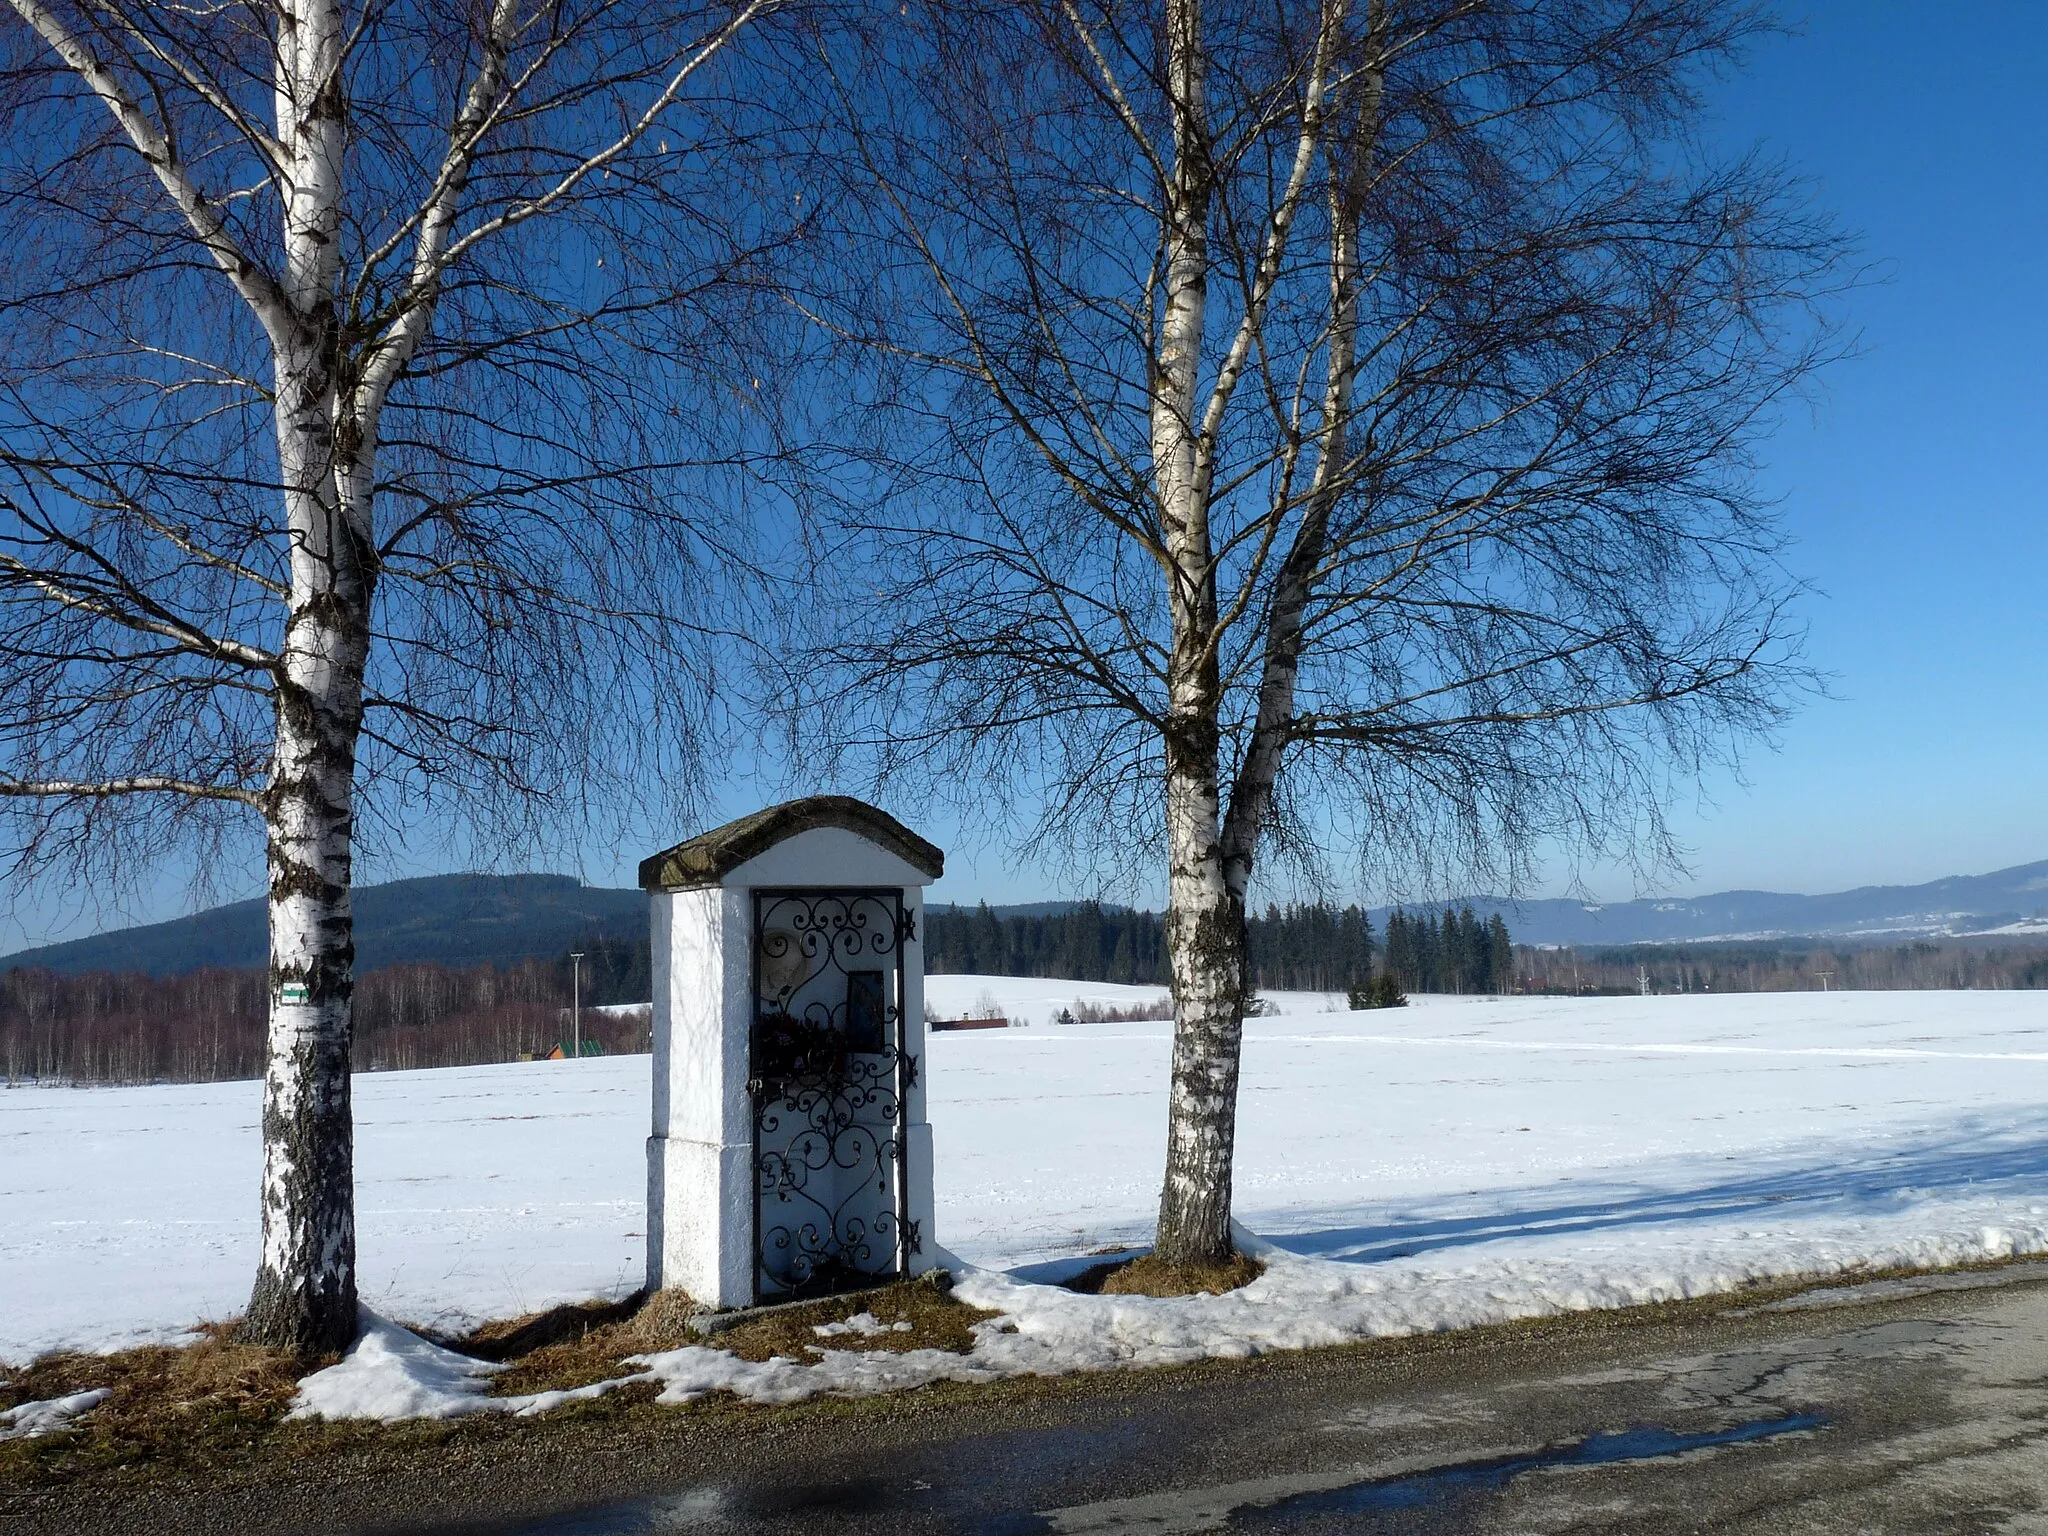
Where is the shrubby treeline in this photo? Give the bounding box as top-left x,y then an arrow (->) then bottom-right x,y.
3,904 -> 1415,1084
1518,941 -> 2048,996
0,966 -> 269,1083
1,948 -> 650,1085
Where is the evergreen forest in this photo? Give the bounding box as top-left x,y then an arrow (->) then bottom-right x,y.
1380,908 -> 1516,995
922,900 -> 1510,994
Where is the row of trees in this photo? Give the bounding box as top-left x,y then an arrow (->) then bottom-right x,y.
0,0 -> 1847,1339
0,966 -> 268,1084
9,892 -> 1510,1085
1518,941 -> 2048,996
1381,908 -> 1514,994
1246,905 -> 1377,993
19,925 -> 2044,1087
926,900 -> 1382,992
0,957 -> 648,1085
926,902 -> 1169,985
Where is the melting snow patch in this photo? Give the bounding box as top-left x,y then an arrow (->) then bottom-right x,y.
289,1310 -> 646,1423
813,1312 -> 914,1338
620,1217 -> 2048,1411
0,1388 -> 110,1441
628,1338 -> 1004,1407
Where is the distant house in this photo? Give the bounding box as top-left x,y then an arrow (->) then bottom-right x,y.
535,1040 -> 605,1061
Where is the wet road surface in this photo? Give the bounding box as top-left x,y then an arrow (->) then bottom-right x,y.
468,1268 -> 2048,1535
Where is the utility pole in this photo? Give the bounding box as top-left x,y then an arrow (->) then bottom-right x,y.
1816,970 -> 1833,992
570,950 -> 585,1059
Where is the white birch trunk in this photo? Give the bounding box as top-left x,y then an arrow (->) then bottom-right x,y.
1157,718 -> 1246,1266
236,0 -> 590,1346
1150,0 -> 1245,1268
243,0 -> 368,1352
1153,0 -> 1375,1266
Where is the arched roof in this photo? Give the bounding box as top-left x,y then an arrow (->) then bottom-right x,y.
637,795 -> 945,891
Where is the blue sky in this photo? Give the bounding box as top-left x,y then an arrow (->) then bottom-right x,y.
931,3 -> 2048,911
1648,1 -> 2048,895
5,1 -> 2044,949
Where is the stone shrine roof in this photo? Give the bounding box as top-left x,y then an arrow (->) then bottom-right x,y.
637,795 -> 945,891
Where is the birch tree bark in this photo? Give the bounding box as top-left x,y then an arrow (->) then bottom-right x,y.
1151,0 -> 1241,1267
1173,21 -> 1386,1264
800,0 -> 1845,1271
1151,0 -> 1348,1267
1,0 -> 783,1349
246,0 -> 365,1344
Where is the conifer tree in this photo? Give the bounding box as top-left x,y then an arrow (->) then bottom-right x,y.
1487,914 -> 1514,994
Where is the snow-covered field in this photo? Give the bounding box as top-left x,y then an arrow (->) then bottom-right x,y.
8,980 -> 2048,1380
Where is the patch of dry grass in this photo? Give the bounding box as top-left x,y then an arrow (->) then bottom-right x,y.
0,1324 -> 316,1484
455,1274 -> 998,1395
469,1290 -> 703,1396
1066,1250 -> 1266,1297
709,1274 -> 998,1364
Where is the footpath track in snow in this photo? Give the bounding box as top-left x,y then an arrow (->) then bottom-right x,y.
6,984 -> 2048,1383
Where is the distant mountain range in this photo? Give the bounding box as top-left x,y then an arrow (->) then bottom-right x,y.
1435,859 -> 2048,948
3,874 -> 644,977
7,859 -> 2047,977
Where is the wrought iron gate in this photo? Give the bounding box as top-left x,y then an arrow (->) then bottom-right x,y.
750,888 -> 917,1301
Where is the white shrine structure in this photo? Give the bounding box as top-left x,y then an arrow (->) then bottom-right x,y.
638,796 -> 945,1308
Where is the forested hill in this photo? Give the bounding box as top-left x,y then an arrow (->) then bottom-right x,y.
11,853 -> 2045,981
4,873 -> 643,976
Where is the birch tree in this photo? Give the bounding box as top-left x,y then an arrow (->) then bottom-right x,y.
0,0 -> 786,1348
801,0 -> 1844,1267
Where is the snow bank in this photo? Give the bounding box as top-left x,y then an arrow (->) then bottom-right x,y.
610,1207 -> 2048,1410
294,1189 -> 2048,1420
0,1387 -> 110,1441
288,1310 -> 643,1422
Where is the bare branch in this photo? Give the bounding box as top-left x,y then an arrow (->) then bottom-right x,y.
5,0 -> 294,340
0,774 -> 261,806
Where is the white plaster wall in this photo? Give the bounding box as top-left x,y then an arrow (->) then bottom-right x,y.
646,885 -> 755,1304
904,1122 -> 937,1276
721,825 -> 933,891
650,886 -> 750,1145
651,1138 -> 753,1305
648,890 -> 676,1135
901,885 -> 928,1128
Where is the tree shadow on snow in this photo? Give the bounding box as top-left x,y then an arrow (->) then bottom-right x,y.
1255,1112 -> 2048,1266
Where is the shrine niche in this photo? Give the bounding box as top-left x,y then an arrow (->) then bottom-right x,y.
637,797 -> 943,1307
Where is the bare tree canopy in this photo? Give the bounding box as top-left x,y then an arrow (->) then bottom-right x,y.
793,0 -> 1848,1265
0,0 -> 792,1347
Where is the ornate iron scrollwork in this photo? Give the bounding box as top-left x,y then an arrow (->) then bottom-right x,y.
751,889 -> 912,1301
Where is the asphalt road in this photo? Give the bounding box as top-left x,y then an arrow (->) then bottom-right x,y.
465,1265 -> 2048,1536
15,1265 -> 2048,1534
